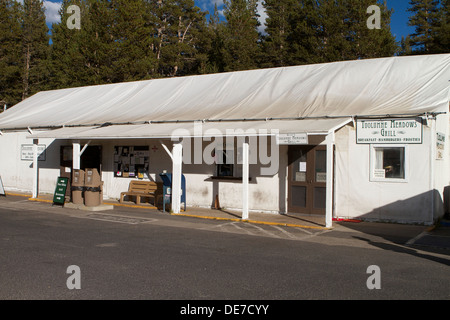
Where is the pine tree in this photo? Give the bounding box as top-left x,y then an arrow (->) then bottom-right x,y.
399,35 -> 413,55
313,0 -> 390,62
149,0 -> 209,77
0,0 -> 23,108
82,0 -> 116,84
288,0 -> 323,65
433,0 -> 450,53
407,0 -> 441,53
50,0 -> 89,89
51,0 -> 120,87
203,3 -> 226,73
261,0 -> 304,68
344,0 -> 398,59
21,0 -> 50,100
110,0 -> 157,82
262,0 -> 397,67
222,0 -> 261,72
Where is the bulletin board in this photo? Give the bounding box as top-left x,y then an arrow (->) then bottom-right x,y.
114,146 -> 150,178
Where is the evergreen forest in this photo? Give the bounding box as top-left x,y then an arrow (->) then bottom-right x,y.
0,0 -> 449,110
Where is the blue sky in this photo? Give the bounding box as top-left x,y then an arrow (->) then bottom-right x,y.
42,0 -> 415,42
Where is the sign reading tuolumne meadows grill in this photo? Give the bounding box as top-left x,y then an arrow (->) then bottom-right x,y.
356,118 -> 423,144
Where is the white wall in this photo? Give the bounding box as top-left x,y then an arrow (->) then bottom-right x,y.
334,120 -> 444,224
4,120 -> 447,224
0,131 -> 62,195
100,138 -> 284,214
434,113 -> 450,218
0,133 -> 284,213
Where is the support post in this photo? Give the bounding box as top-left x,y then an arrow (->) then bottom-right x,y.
80,140 -> 91,156
73,141 -> 81,170
172,142 -> 183,214
32,139 -> 39,199
242,139 -> 249,220
326,132 -> 335,229
429,116 -> 436,225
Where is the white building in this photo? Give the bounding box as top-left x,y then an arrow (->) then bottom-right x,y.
0,54 -> 449,227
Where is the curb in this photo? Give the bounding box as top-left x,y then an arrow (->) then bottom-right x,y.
7,193 -> 330,231
172,213 -> 330,230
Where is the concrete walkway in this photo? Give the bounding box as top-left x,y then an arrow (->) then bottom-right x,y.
9,191 -> 331,230
3,191 -> 450,251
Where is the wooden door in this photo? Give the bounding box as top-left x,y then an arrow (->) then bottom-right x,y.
288,145 -> 327,215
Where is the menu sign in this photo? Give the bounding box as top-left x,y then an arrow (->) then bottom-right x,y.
53,177 -> 69,206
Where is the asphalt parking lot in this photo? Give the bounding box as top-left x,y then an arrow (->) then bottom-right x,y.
2,193 -> 450,252
0,194 -> 449,300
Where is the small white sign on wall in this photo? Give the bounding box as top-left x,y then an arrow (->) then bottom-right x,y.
373,169 -> 386,179
276,133 -> 308,145
436,132 -> 445,160
21,144 -> 46,161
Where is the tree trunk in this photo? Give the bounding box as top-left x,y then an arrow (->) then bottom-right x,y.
22,44 -> 30,101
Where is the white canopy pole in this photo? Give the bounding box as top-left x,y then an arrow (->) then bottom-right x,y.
73,141 -> 81,170
32,139 -> 39,199
80,140 -> 91,156
171,142 -> 183,214
242,139 -> 249,220
326,131 -> 335,228
160,140 -> 174,160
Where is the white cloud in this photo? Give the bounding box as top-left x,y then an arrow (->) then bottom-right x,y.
256,0 -> 267,34
43,1 -> 62,24
14,0 -> 61,25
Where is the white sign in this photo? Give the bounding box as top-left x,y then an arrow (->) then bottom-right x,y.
21,145 -> 46,161
316,172 -> 327,183
356,118 -> 422,144
373,169 -> 386,179
436,132 -> 445,160
276,133 -> 308,145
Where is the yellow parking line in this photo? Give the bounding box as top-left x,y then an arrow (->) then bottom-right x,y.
7,193 -> 328,230
104,202 -> 158,210
28,197 -> 52,203
172,213 -> 329,230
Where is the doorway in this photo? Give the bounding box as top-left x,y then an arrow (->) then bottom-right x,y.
288,145 -> 327,215
60,145 -> 102,196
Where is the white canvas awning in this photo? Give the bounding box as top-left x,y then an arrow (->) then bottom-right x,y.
28,118 -> 352,140
1,54 -> 449,131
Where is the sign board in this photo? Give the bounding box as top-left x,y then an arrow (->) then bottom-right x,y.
0,175 -> 5,196
276,133 -> 308,145
114,146 -> 149,178
53,177 -> 69,206
436,132 -> 446,160
316,172 -> 327,183
374,169 -> 386,179
21,144 -> 46,161
356,118 -> 422,144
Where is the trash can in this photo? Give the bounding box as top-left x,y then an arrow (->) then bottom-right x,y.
159,172 -> 186,212
71,169 -> 85,205
84,168 -> 102,207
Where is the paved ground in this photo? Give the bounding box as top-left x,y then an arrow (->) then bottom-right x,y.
0,194 -> 449,302
3,193 -> 450,251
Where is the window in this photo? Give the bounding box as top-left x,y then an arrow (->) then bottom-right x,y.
216,146 -> 235,178
371,145 -> 407,182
